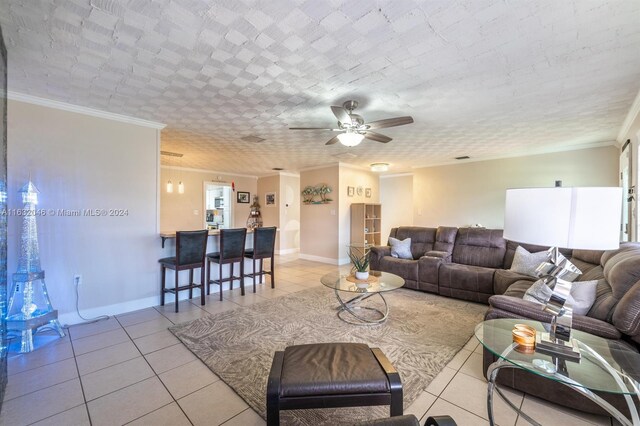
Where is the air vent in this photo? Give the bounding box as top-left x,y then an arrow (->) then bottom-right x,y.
272,167 -> 284,171
161,151 -> 184,157
455,156 -> 470,160
241,135 -> 266,143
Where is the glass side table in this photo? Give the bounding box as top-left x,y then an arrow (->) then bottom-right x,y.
475,319 -> 640,426
320,270 -> 404,325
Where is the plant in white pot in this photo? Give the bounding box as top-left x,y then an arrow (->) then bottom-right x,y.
348,251 -> 370,282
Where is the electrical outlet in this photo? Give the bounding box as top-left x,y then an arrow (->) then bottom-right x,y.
74,274 -> 82,286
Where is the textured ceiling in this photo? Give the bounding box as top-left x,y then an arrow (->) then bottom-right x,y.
2,0 -> 640,175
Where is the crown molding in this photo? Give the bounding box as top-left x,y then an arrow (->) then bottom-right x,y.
161,165 -> 258,179
412,140 -> 617,170
618,88 -> 640,143
259,171 -> 300,179
8,91 -> 166,129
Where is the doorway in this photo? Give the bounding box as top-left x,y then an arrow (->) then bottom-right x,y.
204,182 -> 233,230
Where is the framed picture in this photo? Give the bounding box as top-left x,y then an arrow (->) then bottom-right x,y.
265,192 -> 276,206
365,188 -> 372,198
237,191 -> 250,203
347,186 -> 354,197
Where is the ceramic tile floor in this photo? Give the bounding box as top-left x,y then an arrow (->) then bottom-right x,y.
1,255 -> 616,425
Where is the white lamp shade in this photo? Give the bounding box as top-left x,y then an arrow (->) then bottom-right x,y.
504,187 -> 622,250
337,132 -> 364,147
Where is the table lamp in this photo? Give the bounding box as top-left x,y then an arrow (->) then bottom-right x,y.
504,186 -> 622,358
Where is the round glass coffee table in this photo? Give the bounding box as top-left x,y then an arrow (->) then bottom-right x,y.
320,270 -> 404,325
476,319 -> 640,426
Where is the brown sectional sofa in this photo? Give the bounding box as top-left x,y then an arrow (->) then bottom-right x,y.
370,226 -> 510,303
370,226 -> 640,415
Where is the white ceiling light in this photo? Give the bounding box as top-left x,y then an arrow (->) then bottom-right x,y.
370,163 -> 389,172
337,131 -> 364,147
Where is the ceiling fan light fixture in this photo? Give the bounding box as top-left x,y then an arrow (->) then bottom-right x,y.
337,132 -> 364,147
370,163 -> 389,172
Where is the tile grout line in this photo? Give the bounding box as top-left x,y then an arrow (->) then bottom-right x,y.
69,324 -> 92,426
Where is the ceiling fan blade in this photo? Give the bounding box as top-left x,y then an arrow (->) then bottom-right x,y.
366,116 -> 414,130
289,127 -> 335,130
364,131 -> 392,143
325,136 -> 340,145
331,106 -> 352,124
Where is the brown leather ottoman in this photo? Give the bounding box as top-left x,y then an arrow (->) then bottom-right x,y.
266,342 -> 403,425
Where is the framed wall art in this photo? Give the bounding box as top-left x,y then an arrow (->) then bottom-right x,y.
265,192 -> 276,206
237,191 -> 250,203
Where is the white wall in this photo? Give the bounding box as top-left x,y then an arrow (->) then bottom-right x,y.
412,145 -> 619,229
8,99 -> 162,324
278,173 -> 300,254
380,174 -> 414,244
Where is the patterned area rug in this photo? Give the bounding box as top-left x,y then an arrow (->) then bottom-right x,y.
170,286 -> 486,425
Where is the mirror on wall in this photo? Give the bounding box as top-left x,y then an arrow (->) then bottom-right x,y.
204,182 -> 233,230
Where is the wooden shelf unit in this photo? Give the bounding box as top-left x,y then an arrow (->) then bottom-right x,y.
350,203 -> 382,246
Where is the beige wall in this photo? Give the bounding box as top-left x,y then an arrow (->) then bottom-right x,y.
8,99 -> 161,324
160,168 -> 257,231
257,174 -> 279,228
279,173 -> 300,253
412,146 -> 619,229
339,165 -> 379,262
300,166 -> 339,262
380,174 -> 414,244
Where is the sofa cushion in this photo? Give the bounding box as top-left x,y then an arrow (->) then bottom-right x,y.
503,280 -> 536,298
509,246 -> 548,276
379,256 -> 418,284
434,226 -> 457,254
452,228 -> 506,268
439,263 -> 495,303
393,227 -> 437,259
389,237 -> 412,259
494,269 -> 535,295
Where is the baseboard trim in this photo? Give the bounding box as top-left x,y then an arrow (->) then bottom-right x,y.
58,290 -> 200,326
276,248 -> 299,255
298,253 -> 340,265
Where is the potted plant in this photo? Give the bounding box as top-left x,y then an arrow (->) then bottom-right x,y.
348,251 -> 370,282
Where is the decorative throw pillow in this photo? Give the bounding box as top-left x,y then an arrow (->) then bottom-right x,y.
523,279 -> 599,316
510,246 -> 548,277
570,280 -> 598,315
388,237 -> 412,259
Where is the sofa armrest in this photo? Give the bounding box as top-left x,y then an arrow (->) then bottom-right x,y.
424,250 -> 452,261
487,295 -> 622,340
370,246 -> 391,270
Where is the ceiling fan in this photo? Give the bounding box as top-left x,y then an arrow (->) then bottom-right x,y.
289,100 -> 414,146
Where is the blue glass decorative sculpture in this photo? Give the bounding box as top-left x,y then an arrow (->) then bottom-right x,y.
6,181 -> 64,352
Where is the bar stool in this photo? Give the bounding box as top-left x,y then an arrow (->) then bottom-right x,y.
206,228 -> 247,300
159,230 -> 208,313
243,226 -> 277,293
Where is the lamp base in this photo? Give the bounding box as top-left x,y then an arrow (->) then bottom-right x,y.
535,333 -> 581,361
